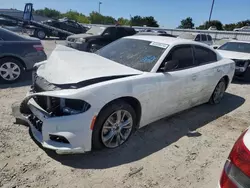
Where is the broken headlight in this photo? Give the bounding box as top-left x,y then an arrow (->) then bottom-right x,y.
61,98 -> 91,115
42,97 -> 91,116
233,59 -> 248,67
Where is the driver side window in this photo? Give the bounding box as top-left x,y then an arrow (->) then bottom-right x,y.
163,45 -> 194,71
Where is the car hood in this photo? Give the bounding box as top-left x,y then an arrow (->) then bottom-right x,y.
217,50 -> 250,60
37,45 -> 142,85
68,33 -> 98,39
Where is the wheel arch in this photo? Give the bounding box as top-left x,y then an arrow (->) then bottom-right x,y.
0,55 -> 26,70
221,75 -> 230,89
97,96 -> 142,129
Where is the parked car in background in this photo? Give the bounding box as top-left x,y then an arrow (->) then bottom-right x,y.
136,32 -> 176,37
208,26 -> 217,30
0,27 -> 46,83
234,26 -> 250,32
0,17 -> 18,26
66,26 -> 136,52
217,41 -> 250,79
43,18 -> 88,34
218,127 -> 250,188
18,36 -> 234,154
178,33 -> 213,46
25,18 -> 88,40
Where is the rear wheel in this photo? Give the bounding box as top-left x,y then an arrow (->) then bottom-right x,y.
209,78 -> 226,104
0,57 -> 24,84
92,100 -> 136,150
35,30 -> 46,40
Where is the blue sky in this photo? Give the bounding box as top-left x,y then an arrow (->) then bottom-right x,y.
1,0 -> 250,28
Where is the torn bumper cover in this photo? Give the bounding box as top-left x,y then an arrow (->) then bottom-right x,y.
15,93 -> 93,154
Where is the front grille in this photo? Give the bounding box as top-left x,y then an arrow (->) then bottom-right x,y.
28,114 -> 43,132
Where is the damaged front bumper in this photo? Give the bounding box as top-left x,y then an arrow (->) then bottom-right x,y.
14,92 -> 94,154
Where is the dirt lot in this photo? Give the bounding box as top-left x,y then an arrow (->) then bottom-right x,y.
0,40 -> 250,188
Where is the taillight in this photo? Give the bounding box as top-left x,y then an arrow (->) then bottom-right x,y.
229,130 -> 250,177
220,130 -> 250,188
33,44 -> 44,51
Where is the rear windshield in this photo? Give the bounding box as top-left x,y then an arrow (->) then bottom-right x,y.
218,42 -> 250,53
0,27 -> 22,41
97,38 -> 168,72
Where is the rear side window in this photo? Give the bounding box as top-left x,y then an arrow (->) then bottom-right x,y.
116,28 -> 128,38
195,34 -> 201,41
125,28 -> 136,35
201,34 -> 207,41
194,46 -> 217,64
166,45 -> 194,70
207,35 -> 212,41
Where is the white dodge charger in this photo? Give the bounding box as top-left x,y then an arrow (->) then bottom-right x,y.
18,35 -> 235,154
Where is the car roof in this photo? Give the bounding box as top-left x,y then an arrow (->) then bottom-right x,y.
125,35 -> 211,47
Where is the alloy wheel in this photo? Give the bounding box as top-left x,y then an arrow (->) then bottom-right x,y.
0,62 -> 21,81
101,110 -> 133,148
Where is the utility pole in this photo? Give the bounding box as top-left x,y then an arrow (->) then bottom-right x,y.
99,2 -> 102,14
208,0 -> 215,28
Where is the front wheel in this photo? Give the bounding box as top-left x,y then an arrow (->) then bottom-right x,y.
92,100 -> 136,150
0,57 -> 24,84
209,78 -> 226,104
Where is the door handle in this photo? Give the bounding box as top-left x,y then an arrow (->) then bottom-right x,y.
217,68 -> 221,72
192,75 -> 197,80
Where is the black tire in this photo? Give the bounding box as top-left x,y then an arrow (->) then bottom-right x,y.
87,43 -> 98,53
209,78 -> 226,104
35,29 -> 46,40
92,100 -> 136,150
0,57 -> 24,84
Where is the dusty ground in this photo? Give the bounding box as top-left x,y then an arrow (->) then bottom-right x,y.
0,40 -> 250,188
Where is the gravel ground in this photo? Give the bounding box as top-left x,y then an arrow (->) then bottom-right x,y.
0,41 -> 250,188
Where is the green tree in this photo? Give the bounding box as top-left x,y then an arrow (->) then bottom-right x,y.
131,15 -> 159,27
117,17 -> 130,25
89,11 -> 105,24
103,16 -> 116,24
144,16 -> 159,27
223,23 -> 236,31
62,10 -> 90,23
178,17 -> 194,29
35,8 -> 61,19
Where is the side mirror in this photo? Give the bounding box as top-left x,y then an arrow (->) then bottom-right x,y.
195,38 -> 200,41
213,46 -> 218,49
162,60 -> 179,72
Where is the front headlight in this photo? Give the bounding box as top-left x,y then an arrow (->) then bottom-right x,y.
61,98 -> 91,115
75,38 -> 86,44
233,59 -> 247,67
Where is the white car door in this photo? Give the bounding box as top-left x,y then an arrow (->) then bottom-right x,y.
156,45 -> 204,118
192,45 -> 224,102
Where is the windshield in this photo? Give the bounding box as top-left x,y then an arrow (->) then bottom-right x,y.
97,38 -> 168,72
218,42 -> 250,53
86,26 -> 106,35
